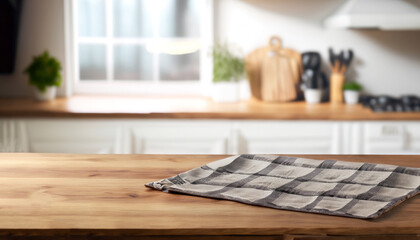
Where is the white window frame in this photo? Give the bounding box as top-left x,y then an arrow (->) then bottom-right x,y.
64,0 -> 213,96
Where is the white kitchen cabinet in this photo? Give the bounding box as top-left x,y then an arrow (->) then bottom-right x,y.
128,120 -> 232,154
235,121 -> 340,154
0,119 -> 27,152
363,122 -> 420,154
1,119 -> 420,155
23,120 -> 120,154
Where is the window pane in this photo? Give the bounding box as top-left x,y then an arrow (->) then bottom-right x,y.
78,0 -> 106,37
159,0 -> 201,38
79,44 -> 107,80
113,0 -> 154,38
159,51 -> 199,81
113,45 -> 153,80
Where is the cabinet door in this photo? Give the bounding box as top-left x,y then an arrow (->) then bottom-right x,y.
236,121 -> 339,154
25,120 -> 120,154
363,122 -> 420,154
0,119 -> 27,152
130,120 -> 231,154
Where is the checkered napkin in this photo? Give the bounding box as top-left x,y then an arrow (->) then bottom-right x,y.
146,154 -> 420,219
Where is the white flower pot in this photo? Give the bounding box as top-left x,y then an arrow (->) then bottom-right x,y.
33,86 -> 57,101
344,90 -> 360,105
212,82 -> 239,103
304,89 -> 323,104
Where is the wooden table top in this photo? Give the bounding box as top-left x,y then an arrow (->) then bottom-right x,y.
0,153 -> 418,237
1,96 -> 420,120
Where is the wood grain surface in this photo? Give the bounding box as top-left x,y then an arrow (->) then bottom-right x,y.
0,153 -> 418,237
1,96 -> 420,120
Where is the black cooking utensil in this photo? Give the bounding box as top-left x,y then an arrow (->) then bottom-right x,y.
338,51 -> 344,70
341,49 -> 354,68
329,47 -> 343,73
329,48 -> 354,73
328,48 -> 335,66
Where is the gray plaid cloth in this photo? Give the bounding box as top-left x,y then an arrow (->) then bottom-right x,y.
146,154 -> 420,219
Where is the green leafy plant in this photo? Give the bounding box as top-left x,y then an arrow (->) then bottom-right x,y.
24,51 -> 62,92
212,44 -> 245,83
343,82 -> 362,91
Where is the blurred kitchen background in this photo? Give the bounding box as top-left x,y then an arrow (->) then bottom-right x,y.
0,0 -> 420,155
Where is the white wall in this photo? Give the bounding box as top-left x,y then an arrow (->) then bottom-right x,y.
0,0 -> 66,98
1,0 -> 419,97
215,0 -> 420,96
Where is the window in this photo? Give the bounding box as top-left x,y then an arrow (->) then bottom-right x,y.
69,0 -> 213,95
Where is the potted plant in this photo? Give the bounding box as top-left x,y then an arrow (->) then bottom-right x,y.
343,82 -> 362,104
212,44 -> 245,102
24,51 -> 62,101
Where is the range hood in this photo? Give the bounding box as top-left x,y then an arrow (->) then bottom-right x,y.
324,0 -> 420,30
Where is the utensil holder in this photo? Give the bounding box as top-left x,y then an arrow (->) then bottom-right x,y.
330,73 -> 345,104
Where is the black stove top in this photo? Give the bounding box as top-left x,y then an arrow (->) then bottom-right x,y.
360,95 -> 420,112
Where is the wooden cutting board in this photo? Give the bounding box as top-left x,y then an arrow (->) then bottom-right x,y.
261,52 -> 297,102
245,36 -> 302,101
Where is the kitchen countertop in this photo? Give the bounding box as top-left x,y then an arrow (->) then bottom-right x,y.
0,96 -> 420,120
0,153 -> 418,239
